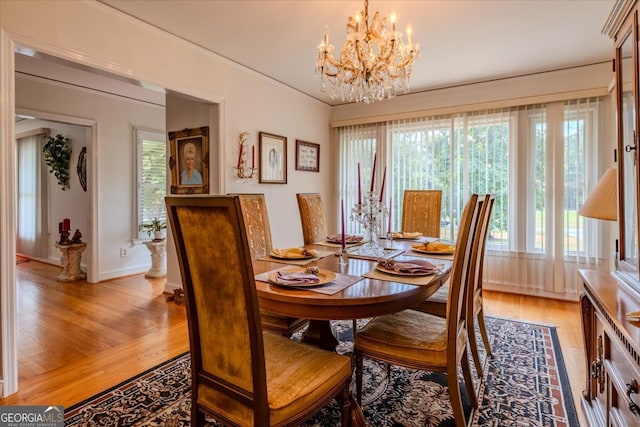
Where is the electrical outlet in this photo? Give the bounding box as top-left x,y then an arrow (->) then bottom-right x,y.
120,247 -> 129,258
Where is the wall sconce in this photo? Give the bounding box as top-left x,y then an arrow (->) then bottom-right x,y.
234,131 -> 257,182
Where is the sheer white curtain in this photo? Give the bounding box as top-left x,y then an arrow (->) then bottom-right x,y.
16,132 -> 46,257
337,97 -> 606,299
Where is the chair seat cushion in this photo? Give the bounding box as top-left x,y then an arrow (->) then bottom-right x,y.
197,332 -> 351,425
411,284 -> 449,317
260,309 -> 308,336
355,309 -> 450,367
265,333 -> 352,423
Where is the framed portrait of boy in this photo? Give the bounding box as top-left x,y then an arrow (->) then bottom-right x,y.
169,126 -> 209,194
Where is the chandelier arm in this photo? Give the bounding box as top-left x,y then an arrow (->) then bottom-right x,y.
316,0 -> 417,102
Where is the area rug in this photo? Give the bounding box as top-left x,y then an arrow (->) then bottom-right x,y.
64,316 -> 578,426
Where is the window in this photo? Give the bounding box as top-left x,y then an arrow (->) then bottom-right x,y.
338,98 -> 605,296
135,128 -> 166,239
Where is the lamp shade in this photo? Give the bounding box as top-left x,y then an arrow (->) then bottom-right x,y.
578,168 -> 617,221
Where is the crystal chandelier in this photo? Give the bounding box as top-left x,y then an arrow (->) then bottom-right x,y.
315,0 -> 419,104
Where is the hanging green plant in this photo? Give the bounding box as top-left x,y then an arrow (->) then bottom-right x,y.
42,134 -> 72,190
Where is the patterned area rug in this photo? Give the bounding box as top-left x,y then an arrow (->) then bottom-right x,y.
65,316 -> 578,426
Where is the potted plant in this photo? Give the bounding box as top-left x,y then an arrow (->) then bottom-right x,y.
138,217 -> 166,240
42,134 -> 72,190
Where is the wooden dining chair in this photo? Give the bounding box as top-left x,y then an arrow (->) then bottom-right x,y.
166,195 -> 353,427
296,193 -> 328,244
236,194 -> 309,337
401,189 -> 443,238
412,194 -> 495,376
354,194 -> 484,426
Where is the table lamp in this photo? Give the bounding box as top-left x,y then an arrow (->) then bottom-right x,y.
578,167 -> 618,268
578,168 -> 618,221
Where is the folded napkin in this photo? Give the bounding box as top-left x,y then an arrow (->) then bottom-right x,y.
326,234 -> 363,243
391,231 -> 423,239
414,241 -> 456,252
383,259 -> 439,274
275,271 -> 320,285
271,247 -> 318,257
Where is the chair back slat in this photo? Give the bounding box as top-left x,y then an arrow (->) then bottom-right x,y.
236,194 -> 273,260
166,196 -> 269,421
446,194 -> 486,348
296,193 -> 327,244
401,190 -> 442,238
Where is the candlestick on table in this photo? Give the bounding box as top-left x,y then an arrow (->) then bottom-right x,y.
388,196 -> 392,234
369,153 -> 377,192
63,218 -> 70,231
357,163 -> 362,205
341,199 -> 346,250
379,166 -> 386,202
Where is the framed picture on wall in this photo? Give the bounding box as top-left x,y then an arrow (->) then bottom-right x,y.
295,140 -> 320,172
169,126 -> 209,194
259,131 -> 287,184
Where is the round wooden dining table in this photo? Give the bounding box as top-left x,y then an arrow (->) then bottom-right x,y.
253,239 -> 452,350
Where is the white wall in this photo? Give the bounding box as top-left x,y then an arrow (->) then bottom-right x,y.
15,119 -> 91,266
331,62 -> 613,124
15,74 -> 165,280
1,0 -> 333,282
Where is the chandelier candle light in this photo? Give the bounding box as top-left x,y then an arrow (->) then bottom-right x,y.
234,131 -> 257,182
316,0 -> 419,103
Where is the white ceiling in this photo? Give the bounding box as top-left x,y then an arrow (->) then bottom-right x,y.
96,0 -> 616,106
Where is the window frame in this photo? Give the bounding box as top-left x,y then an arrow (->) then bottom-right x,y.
134,128 -> 167,240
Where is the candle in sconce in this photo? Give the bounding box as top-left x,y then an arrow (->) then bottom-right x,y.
341,199 -> 346,250
251,145 -> 255,169
369,153 -> 377,192
357,163 -> 362,204
58,222 -> 63,233
63,218 -> 70,231
237,142 -> 243,169
379,166 -> 386,202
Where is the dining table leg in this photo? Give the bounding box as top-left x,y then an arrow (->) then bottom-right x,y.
301,320 -> 339,351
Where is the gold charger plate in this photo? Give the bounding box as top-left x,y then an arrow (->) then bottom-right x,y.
411,246 -> 455,255
270,249 -> 315,259
390,232 -> 423,240
269,268 -> 337,287
374,264 -> 434,277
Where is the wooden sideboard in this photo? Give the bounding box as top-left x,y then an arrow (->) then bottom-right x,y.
580,269 -> 640,426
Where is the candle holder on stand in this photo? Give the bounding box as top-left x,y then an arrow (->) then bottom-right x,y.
233,131 -> 257,183
351,191 -> 388,257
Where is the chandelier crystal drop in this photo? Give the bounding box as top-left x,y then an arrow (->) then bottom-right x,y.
315,0 -> 420,104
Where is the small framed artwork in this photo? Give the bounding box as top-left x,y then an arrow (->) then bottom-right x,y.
169,126 -> 209,194
295,140 -> 320,172
259,131 -> 287,184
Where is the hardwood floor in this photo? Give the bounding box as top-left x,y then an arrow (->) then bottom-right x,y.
1,260 -> 586,425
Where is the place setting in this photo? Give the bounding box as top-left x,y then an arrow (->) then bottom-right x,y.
316,233 -> 366,248
255,266 -> 364,295
410,239 -> 456,258
363,257 -> 446,286
259,247 -> 335,265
